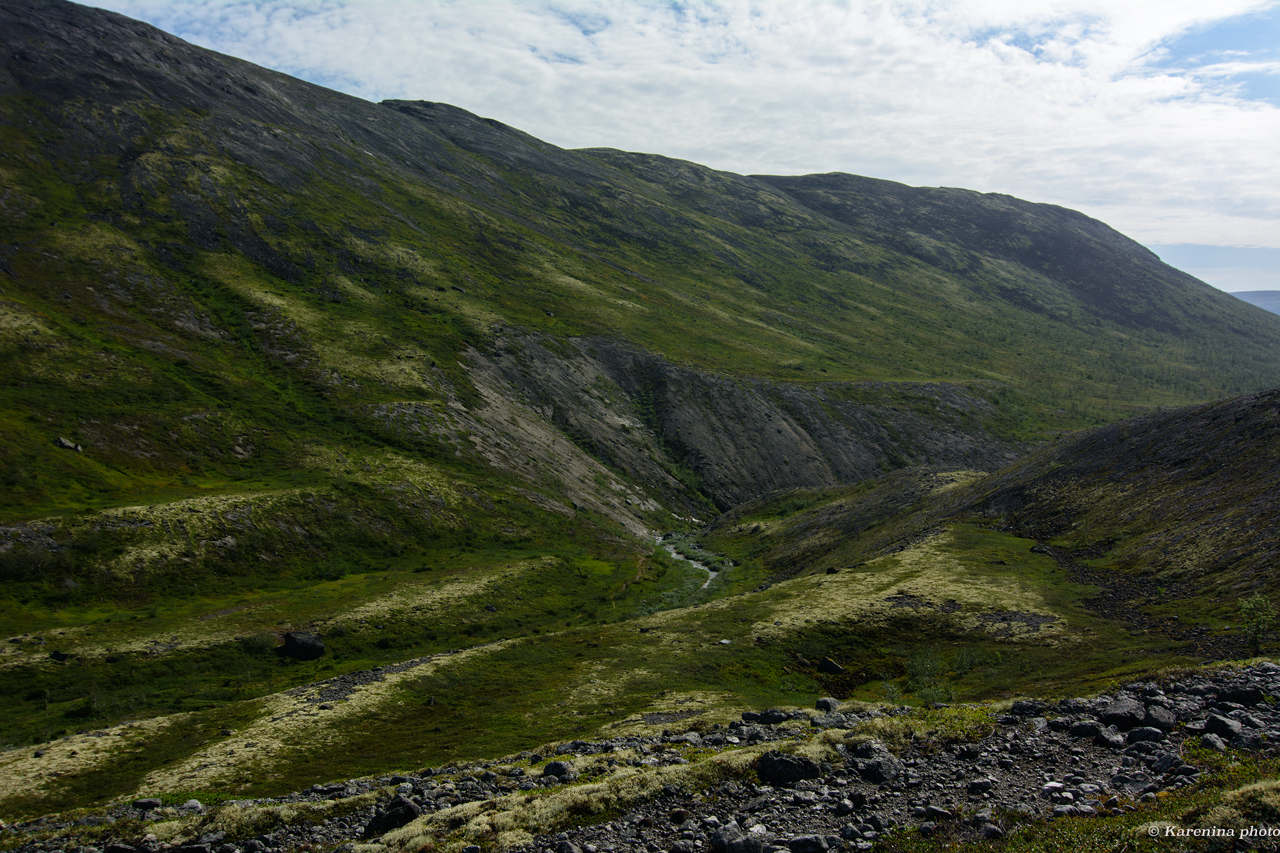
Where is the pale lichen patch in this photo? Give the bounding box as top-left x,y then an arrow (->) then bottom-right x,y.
137,641 -> 516,794
319,559 -> 544,629
0,715 -> 179,804
747,530 -> 1067,642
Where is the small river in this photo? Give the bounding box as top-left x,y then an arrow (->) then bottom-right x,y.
658,539 -> 716,589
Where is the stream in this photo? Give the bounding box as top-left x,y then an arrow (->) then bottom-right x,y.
658,539 -> 716,589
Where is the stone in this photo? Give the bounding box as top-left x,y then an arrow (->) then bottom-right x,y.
981,824 -> 1005,840
817,657 -> 845,675
809,713 -> 848,729
1144,705 -> 1177,732
132,798 -> 162,811
362,795 -> 421,838
710,822 -> 746,853
1100,697 -> 1146,731
1205,714 -> 1243,739
1094,726 -> 1126,749
1200,733 -> 1227,752
543,760 -> 574,778
854,741 -> 903,783
1126,727 -> 1166,744
757,751 -> 822,786
1223,687 -> 1264,706
728,836 -> 765,853
1068,719 -> 1102,738
279,632 -> 324,661
787,836 -> 829,853
815,697 -> 840,713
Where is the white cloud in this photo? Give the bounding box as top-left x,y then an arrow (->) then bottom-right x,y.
90,0 -> 1280,252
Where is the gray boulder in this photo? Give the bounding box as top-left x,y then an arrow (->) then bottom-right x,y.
1205,714 -> 1243,739
542,760 -> 573,779
757,751 -> 822,786
362,795 -> 420,838
854,740 -> 903,783
1099,697 -> 1146,731
280,632 -> 324,661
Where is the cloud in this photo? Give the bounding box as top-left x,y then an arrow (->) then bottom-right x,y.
90,0 -> 1280,252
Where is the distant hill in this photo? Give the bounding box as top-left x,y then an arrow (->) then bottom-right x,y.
1232,291 -> 1280,315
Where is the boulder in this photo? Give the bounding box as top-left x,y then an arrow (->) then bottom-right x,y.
362,795 -> 420,838
757,708 -> 792,725
1222,687 -> 1264,706
280,632 -> 324,661
1068,719 -> 1102,738
1200,732 -> 1228,752
710,822 -> 746,853
542,760 -> 573,779
815,697 -> 840,713
854,740 -> 903,783
1099,697 -> 1146,731
817,658 -> 845,675
1094,726 -> 1126,749
757,751 -> 822,786
1126,727 -> 1166,744
787,836 -> 830,853
1144,705 -> 1177,732
1205,714 -> 1244,739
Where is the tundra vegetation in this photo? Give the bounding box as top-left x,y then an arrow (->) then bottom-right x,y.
1,0 -> 1280,839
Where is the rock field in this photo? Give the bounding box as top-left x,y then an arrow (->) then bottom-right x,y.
7,662 -> 1280,853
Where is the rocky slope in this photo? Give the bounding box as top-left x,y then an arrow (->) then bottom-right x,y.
4,661 -> 1280,852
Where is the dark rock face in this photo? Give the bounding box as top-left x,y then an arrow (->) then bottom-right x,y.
279,632 -> 324,661
466,332 -> 1023,513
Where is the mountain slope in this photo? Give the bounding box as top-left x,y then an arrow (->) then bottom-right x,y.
3,0 -> 1280,819
700,388 -> 1280,625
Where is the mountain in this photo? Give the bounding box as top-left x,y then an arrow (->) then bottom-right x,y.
1232,290 -> 1280,315
703,387 -> 1280,610
3,0 -> 1280,820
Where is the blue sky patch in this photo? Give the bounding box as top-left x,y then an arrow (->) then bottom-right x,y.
1150,5 -> 1280,106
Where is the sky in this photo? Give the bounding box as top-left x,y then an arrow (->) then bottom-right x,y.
90,0 -> 1280,293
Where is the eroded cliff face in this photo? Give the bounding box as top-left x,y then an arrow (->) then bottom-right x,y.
402,331 -> 1027,514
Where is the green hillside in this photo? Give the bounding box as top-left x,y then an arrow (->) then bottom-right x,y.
2,0 -> 1280,819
